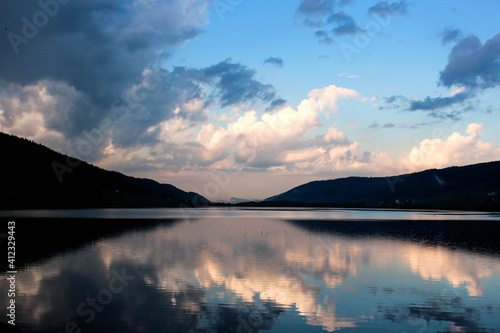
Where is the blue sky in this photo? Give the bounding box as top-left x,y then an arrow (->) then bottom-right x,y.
1,0 -> 499,200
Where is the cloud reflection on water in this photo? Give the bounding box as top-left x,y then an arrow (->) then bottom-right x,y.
4,217 -> 500,332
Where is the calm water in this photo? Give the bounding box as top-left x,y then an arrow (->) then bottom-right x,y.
1,208 -> 500,332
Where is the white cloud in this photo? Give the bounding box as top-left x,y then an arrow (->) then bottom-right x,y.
193,84 -> 360,168
338,72 -> 360,79
401,123 -> 500,171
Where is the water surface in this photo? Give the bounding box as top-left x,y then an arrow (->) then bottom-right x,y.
1,208 -> 500,332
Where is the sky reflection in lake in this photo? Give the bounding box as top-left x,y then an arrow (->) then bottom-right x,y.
2,214 -> 500,332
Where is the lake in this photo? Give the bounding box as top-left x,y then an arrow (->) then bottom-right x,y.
1,208 -> 500,332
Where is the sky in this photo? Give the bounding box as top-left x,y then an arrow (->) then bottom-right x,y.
1,0 -> 499,201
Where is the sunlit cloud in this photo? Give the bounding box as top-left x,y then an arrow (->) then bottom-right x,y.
401,123 -> 500,171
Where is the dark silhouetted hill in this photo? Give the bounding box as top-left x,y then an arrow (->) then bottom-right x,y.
264,161 -> 500,211
0,132 -> 209,209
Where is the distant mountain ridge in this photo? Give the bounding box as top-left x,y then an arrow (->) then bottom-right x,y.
0,132 -> 209,209
264,161 -> 500,211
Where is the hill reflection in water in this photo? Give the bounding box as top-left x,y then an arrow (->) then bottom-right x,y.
2,215 -> 500,332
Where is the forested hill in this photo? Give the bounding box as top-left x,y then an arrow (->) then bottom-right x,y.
0,132 -> 209,209
264,161 -> 500,211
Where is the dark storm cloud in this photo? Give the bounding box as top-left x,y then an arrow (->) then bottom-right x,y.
264,57 -> 284,68
408,92 -> 471,111
368,1 -> 408,16
439,33 -> 500,89
438,28 -> 463,45
0,0 -> 204,98
109,59 -> 279,147
0,1 -> 280,159
0,0 -> 210,138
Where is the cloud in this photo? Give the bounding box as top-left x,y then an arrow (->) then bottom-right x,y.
438,28 -> 463,45
439,33 -> 500,89
383,123 -> 395,128
296,0 -> 336,27
200,59 -> 277,108
408,92 -> 471,111
265,98 -> 288,112
314,30 -> 334,44
368,1 -> 408,16
264,57 -> 284,68
381,91 -> 472,121
193,84 -> 360,168
382,33 -> 500,121
1,53 -> 278,160
295,0 -> 363,43
333,21 -> 363,36
401,123 -> 500,171
368,122 -> 379,129
380,32 -> 499,122
0,0 -> 216,153
0,0 -> 209,99
328,11 -> 363,36
338,72 -> 360,79
102,84 -> 370,177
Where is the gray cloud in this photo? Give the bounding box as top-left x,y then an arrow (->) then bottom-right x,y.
378,95 -> 407,110
438,28 -> 463,45
82,59 -> 279,150
383,123 -> 395,128
296,0 -> 336,27
328,11 -> 363,36
409,92 -> 471,111
0,0 -> 210,139
0,0 -> 207,99
265,98 -> 288,112
379,32 -> 500,122
200,59 -> 277,108
427,110 -> 465,121
314,30 -> 334,44
264,57 -> 284,68
0,1 -> 281,163
333,21 -> 364,36
439,33 -> 500,89
368,1 -> 408,16
296,0 -> 363,43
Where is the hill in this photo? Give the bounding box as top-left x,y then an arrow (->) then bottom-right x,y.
0,132 -> 209,209
264,161 -> 500,211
